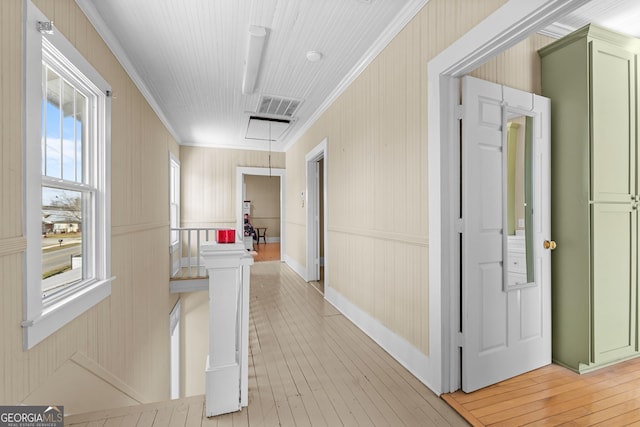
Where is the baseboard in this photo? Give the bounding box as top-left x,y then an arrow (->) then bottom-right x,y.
324,286 -> 438,394
71,352 -> 149,404
283,255 -> 307,281
21,351 -> 149,415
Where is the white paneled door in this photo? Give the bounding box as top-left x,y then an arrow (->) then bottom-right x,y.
460,76 -> 552,392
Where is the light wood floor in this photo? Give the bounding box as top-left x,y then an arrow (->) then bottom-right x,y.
65,261 -> 467,427
442,357 -> 640,426
252,242 -> 281,262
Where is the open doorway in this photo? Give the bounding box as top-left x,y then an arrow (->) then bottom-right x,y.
306,138 -> 328,293
427,0 -> 590,395
236,167 -> 286,262
244,175 -> 281,261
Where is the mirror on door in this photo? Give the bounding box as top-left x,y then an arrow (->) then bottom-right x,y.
504,113 -> 535,289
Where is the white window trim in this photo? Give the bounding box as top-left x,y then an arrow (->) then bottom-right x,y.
169,152 -> 180,245
23,0 -> 113,349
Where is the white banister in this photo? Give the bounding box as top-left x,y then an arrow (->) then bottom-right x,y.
170,227 -> 242,279
200,240 -> 253,417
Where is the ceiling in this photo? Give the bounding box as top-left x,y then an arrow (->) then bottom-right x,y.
74,0 -> 640,153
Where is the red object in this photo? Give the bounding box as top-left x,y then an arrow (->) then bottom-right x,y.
216,229 -> 236,243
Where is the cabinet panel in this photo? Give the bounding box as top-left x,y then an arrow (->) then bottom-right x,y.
590,41 -> 636,203
592,203 -> 637,363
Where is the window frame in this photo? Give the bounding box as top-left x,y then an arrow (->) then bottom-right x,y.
169,153 -> 180,244
23,0 -> 113,350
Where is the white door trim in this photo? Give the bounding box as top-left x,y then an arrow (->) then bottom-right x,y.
305,138 -> 328,283
236,167 -> 286,261
427,0 -> 592,394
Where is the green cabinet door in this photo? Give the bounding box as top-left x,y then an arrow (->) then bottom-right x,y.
591,203 -> 637,364
590,39 -> 638,366
590,40 -> 636,203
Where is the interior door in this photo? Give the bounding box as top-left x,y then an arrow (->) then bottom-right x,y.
461,76 -> 551,392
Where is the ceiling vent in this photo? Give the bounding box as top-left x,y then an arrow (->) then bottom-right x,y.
257,95 -> 302,118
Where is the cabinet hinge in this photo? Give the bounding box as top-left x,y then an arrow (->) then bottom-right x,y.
455,104 -> 464,120
456,218 -> 463,234
456,332 -> 464,348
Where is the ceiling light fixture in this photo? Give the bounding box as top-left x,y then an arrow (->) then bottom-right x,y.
242,25 -> 267,95
306,51 -> 323,62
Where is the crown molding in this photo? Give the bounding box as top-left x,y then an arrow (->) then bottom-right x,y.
282,0 -> 430,152
75,0 -> 182,145
537,21 -> 576,39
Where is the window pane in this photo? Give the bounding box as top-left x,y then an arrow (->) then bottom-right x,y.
62,80 -> 76,182
45,66 -> 62,179
75,92 -> 86,183
42,187 -> 84,298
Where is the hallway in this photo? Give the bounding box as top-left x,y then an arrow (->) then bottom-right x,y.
65,261 -> 467,426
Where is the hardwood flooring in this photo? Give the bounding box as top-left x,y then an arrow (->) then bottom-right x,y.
252,242 -> 281,262
65,261 -> 466,426
442,357 -> 640,426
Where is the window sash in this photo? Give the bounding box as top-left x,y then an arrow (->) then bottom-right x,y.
40,55 -> 97,302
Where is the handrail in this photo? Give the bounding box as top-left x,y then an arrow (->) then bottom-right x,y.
170,227 -> 241,279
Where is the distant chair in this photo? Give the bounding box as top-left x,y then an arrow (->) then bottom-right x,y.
256,227 -> 267,244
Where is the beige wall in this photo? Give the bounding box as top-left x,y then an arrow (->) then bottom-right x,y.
180,291 -> 209,397
180,146 -> 284,228
245,175 -> 281,239
284,0 -> 554,355
0,0 -> 179,409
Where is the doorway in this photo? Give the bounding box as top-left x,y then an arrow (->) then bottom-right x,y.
244,174 -> 282,260
236,167 -> 286,262
427,0 -> 592,394
306,139 -> 328,292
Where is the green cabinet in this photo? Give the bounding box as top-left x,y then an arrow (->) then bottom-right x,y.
540,25 -> 640,373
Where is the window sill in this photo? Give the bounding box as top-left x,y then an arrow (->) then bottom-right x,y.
22,277 -> 114,349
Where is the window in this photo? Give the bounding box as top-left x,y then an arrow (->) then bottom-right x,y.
23,1 -> 112,349
169,154 -> 181,277
169,153 -> 180,245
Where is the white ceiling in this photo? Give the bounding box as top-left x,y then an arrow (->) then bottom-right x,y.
74,0 -> 640,153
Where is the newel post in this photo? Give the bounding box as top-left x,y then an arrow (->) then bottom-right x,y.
200,241 -> 253,417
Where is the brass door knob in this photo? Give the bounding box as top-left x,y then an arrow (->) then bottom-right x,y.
543,240 -> 557,250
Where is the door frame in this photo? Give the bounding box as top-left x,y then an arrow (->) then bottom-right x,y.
236,167 -> 286,261
305,138 -> 328,283
427,0 -> 592,394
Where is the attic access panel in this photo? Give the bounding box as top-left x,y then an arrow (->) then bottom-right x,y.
245,116 -> 290,141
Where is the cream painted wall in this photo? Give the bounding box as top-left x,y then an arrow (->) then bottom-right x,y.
284,0 -> 553,356
245,175 -> 281,239
0,0 -> 179,408
179,291 -> 209,397
180,146 -> 284,228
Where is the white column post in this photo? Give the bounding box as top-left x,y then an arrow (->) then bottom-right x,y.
201,241 -> 253,417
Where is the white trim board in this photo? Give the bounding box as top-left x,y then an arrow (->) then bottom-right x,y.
325,287 -> 434,390
283,255 -> 306,282
426,0 -> 592,395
